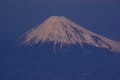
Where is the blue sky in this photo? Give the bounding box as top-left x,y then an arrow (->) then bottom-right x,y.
0,0 -> 120,41
0,1 -> 120,80
3,0 -> 118,4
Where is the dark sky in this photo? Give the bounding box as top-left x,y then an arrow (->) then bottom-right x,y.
0,0 -> 120,41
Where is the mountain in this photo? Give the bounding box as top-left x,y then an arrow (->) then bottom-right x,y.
23,16 -> 120,53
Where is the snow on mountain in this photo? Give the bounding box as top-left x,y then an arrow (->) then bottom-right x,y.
23,16 -> 120,52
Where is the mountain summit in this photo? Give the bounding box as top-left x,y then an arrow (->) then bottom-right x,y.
23,16 -> 120,52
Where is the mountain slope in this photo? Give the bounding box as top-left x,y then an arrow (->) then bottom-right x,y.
23,16 -> 120,52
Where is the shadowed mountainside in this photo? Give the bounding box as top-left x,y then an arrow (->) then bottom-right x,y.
1,41 -> 120,80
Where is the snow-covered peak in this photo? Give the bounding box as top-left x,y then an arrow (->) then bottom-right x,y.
23,16 -> 120,52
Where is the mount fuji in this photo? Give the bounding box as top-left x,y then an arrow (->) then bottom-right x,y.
23,16 -> 120,53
